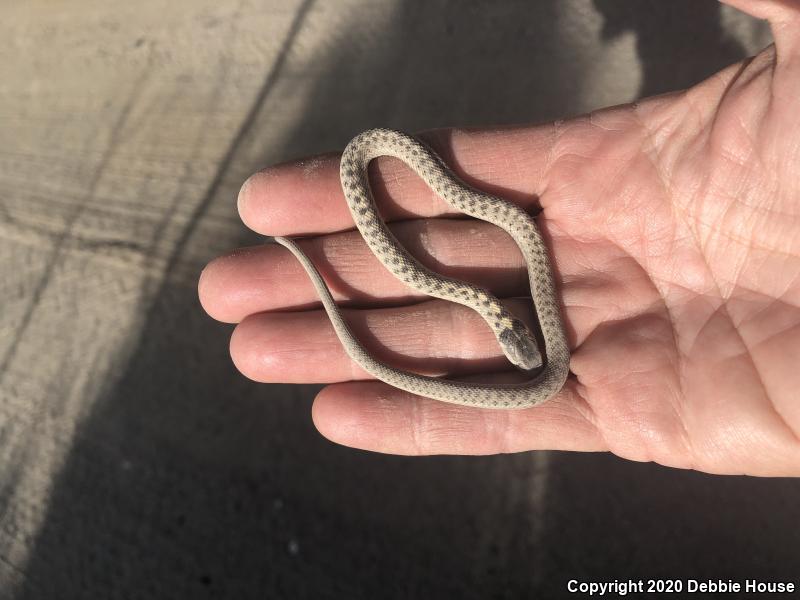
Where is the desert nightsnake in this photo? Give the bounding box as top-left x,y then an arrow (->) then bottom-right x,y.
274,128 -> 569,409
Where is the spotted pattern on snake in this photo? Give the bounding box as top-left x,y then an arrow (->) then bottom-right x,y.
274,128 -> 569,408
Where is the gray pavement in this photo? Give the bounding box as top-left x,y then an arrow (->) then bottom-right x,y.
1,1 -> 797,598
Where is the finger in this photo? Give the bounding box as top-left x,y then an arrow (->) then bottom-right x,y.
200,216 -> 642,358
229,298 -> 538,384
237,126 -> 557,237
311,380 -> 605,455
199,219 -> 530,323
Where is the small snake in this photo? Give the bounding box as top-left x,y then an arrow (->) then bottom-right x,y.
273,128 -> 569,409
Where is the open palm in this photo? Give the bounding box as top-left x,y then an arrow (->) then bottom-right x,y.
199,2 -> 800,475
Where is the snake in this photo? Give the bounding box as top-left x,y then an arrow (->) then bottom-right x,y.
273,128 -> 569,409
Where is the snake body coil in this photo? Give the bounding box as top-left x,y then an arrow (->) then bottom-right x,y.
274,129 -> 569,408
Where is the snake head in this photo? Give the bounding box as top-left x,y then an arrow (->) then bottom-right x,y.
498,319 -> 543,371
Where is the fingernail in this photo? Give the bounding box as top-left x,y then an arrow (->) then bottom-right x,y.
237,175 -> 253,216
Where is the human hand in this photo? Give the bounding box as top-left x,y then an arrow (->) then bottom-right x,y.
199,0 -> 800,475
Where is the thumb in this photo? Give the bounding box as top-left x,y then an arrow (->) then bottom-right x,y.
720,0 -> 800,59
720,0 -> 800,111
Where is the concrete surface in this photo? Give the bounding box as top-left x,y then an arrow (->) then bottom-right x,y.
1,1 -> 797,598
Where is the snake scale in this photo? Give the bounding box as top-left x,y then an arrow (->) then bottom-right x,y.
273,128 -> 569,409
